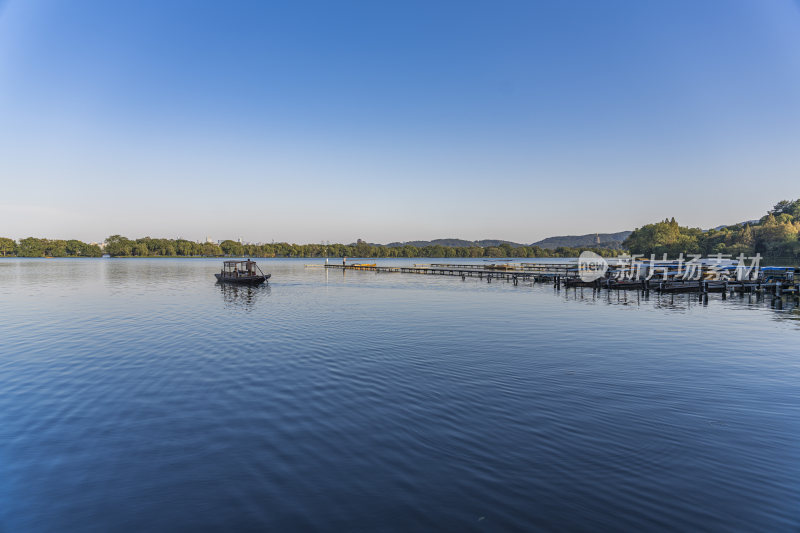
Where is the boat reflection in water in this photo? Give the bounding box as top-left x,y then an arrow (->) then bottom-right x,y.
217,282 -> 271,312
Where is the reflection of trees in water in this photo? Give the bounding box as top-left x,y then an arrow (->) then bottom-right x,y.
218,282 -> 271,311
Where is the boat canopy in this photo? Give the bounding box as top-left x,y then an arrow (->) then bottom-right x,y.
222,260 -> 258,274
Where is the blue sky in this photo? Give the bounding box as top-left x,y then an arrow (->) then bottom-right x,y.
1,0 -> 799,243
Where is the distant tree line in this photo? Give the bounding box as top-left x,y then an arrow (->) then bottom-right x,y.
103,235 -> 622,259
0,235 -> 619,259
104,235 -> 224,257
0,237 -> 103,257
624,199 -> 800,260
4,200 -> 796,260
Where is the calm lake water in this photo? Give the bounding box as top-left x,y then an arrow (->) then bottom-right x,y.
1,258 -> 798,531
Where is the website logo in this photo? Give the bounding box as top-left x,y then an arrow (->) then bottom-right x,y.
578,251 -> 608,282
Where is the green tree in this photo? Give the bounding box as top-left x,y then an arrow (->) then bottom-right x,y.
354,240 -> 372,257
0,237 -> 15,256
770,199 -> 800,219
105,235 -> 134,256
623,219 -> 702,256
202,242 -> 223,256
17,237 -> 46,257
220,240 -> 244,256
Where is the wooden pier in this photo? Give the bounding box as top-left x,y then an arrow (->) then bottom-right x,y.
323,261 -> 800,297
325,262 -> 564,285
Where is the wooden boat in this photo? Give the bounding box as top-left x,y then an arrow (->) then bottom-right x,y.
215,260 -> 270,285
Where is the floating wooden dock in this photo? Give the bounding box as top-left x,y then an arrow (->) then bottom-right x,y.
323,261 -> 800,298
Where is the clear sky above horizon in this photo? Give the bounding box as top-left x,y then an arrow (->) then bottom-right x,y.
1,0 -> 799,244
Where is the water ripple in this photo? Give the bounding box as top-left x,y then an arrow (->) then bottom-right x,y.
1,258 -> 798,531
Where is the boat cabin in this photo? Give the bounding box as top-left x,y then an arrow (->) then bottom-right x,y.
220,260 -> 258,279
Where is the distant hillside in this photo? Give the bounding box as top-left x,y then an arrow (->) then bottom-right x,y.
384,239 -> 524,248
376,234 -> 630,249
709,220 -> 760,232
531,231 -> 631,250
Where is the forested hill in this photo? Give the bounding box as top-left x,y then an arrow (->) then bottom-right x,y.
623,199 -> 800,260
531,231 -> 632,249
382,234 -> 632,249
